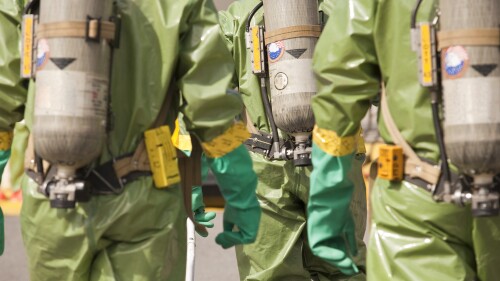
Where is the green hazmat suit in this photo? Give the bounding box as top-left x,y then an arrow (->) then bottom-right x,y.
219,1 -> 367,280
0,0 -> 259,280
312,0 -> 500,280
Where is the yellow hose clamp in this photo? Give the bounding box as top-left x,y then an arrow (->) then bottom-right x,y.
378,144 -> 404,181
144,126 -> 180,188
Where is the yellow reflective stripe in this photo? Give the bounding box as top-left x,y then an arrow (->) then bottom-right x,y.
202,122 -> 250,158
0,131 -> 13,151
357,135 -> 367,154
312,126 -> 365,157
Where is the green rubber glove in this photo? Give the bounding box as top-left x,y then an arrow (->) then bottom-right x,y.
206,144 -> 260,249
192,185 -> 216,237
0,149 -> 9,256
307,143 -> 359,275
0,149 -> 11,182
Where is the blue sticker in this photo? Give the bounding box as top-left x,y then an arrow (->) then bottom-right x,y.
268,41 -> 285,63
444,46 -> 469,78
36,39 -> 50,69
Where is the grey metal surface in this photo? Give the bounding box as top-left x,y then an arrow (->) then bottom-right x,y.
263,0 -> 318,135
34,0 -> 111,170
0,213 -> 239,281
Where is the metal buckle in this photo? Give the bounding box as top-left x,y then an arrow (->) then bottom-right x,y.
85,16 -> 102,42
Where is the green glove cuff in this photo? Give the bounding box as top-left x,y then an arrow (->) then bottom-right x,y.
307,143 -> 358,275
206,144 -> 258,210
207,144 -> 260,248
0,149 -> 11,182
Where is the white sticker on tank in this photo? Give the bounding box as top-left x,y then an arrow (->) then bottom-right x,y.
268,59 -> 317,95
274,72 -> 288,90
34,71 -> 108,118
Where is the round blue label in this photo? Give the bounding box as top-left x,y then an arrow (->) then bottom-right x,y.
36,39 -> 50,69
444,46 -> 468,77
268,41 -> 285,62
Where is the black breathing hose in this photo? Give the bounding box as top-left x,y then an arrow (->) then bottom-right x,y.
246,1 -> 281,157
260,78 -> 281,155
412,0 -> 453,193
430,89 -> 452,194
411,0 -> 424,29
246,1 -> 264,32
23,0 -> 40,15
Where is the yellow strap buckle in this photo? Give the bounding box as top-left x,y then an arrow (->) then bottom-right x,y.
378,144 -> 404,181
144,126 -> 181,188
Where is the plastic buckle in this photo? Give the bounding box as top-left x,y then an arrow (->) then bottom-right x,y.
85,16 -> 102,43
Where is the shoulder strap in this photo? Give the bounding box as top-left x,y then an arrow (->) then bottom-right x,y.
178,136 -> 207,236
380,85 -> 441,185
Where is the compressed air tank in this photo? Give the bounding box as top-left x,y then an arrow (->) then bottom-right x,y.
263,0 -> 319,143
439,0 -> 500,182
33,0 -> 112,178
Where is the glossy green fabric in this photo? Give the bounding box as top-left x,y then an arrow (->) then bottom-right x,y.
0,0 -> 26,132
1,0 -> 241,279
313,0 -> 500,280
207,145 -> 260,249
219,1 -> 367,280
308,144 -> 359,276
0,149 -> 10,182
0,147 -> 10,254
6,122 -> 29,191
370,179 -> 500,281
236,152 -> 367,281
312,0 -> 439,161
21,177 -> 187,281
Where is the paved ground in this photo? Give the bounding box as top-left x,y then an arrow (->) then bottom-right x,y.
0,211 -> 239,281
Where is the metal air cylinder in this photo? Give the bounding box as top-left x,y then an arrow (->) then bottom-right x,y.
440,0 -> 500,183
33,0 -> 112,180
263,0 -> 318,144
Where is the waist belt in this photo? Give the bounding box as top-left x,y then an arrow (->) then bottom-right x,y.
86,154 -> 155,195
403,157 -> 460,195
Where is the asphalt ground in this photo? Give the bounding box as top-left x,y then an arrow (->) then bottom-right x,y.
0,210 -> 239,281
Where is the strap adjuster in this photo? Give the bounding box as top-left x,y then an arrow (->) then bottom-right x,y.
85,16 -> 102,42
